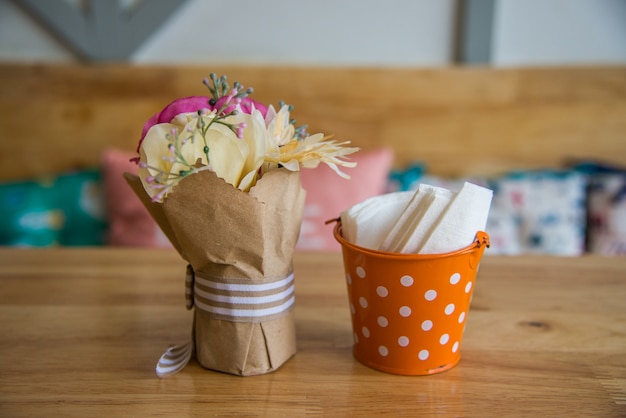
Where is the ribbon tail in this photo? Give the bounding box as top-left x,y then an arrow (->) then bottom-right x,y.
156,340 -> 194,378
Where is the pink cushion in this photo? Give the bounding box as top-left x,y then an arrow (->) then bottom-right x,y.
100,149 -> 172,247
297,148 -> 394,251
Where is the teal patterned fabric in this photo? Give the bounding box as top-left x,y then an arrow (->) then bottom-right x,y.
0,177 -> 63,246
0,170 -> 107,247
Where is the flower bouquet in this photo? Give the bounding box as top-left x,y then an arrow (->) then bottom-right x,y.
125,73 -> 359,377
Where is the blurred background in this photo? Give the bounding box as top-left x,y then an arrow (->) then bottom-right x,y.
1,0 -> 625,66
1,0 -> 625,255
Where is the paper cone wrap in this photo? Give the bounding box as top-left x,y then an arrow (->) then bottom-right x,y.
125,168 -> 306,376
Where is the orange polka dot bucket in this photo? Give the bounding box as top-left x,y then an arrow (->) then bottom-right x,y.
334,223 -> 490,375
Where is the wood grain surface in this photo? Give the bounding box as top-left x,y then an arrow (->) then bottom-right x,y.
0,248 -> 624,416
1,64 -> 625,181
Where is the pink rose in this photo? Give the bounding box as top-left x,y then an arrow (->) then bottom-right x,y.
136,95 -> 268,155
138,96 -> 209,151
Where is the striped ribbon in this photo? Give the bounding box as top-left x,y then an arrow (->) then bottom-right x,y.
156,341 -> 193,378
157,265 -> 295,377
191,269 -> 295,323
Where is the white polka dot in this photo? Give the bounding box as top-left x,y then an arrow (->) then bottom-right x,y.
359,297 -> 368,308
452,342 -> 459,353
439,333 -> 449,345
377,316 -> 388,327
378,346 -> 389,356
399,306 -> 412,317
458,312 -> 466,324
421,320 -> 433,331
346,273 -> 352,285
353,333 -> 359,344
350,303 -> 355,315
362,326 -> 370,338
450,272 -> 461,285
356,267 -> 366,278
400,275 -> 414,287
445,303 -> 455,315
376,286 -> 388,297
425,290 -> 437,301
398,336 -> 410,347
465,281 -> 473,293
418,349 -> 429,360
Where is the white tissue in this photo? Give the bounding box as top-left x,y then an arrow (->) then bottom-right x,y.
340,182 -> 493,254
380,184 -> 454,253
417,182 -> 493,254
340,192 -> 413,250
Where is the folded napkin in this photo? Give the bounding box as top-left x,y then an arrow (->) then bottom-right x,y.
379,184 -> 453,253
416,182 -> 492,254
340,192 -> 413,250
340,182 -> 492,254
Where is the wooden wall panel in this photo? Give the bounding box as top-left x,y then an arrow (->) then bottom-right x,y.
0,64 -> 624,181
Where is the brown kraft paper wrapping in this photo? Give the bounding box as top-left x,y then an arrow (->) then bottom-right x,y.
125,168 -> 306,376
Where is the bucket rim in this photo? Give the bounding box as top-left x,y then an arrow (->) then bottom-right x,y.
332,221 -> 490,260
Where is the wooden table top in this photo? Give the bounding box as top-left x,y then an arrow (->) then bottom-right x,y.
0,248 -> 625,416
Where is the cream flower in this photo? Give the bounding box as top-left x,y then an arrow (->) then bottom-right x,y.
224,108 -> 268,191
200,120 -> 247,188
266,105 -> 295,147
139,117 -> 209,201
260,105 -> 359,177
139,108 -> 271,201
263,133 -> 360,179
